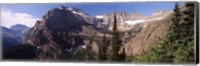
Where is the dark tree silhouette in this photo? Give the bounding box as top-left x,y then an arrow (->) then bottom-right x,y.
109,12 -> 124,61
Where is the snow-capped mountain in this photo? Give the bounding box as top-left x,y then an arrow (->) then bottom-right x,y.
58,6 -> 95,25
47,6 -> 172,32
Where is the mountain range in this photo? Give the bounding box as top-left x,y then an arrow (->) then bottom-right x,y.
1,24 -> 30,48
2,5 -> 173,60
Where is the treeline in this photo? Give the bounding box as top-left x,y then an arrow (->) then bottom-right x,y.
131,2 -> 195,63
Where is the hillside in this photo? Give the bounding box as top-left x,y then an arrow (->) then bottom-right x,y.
124,13 -> 173,56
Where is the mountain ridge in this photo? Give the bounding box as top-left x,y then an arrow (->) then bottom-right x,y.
3,5 -> 174,60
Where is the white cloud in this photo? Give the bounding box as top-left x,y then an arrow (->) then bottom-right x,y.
1,5 -> 40,28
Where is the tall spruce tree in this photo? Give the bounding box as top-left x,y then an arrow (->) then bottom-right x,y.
109,12 -> 123,61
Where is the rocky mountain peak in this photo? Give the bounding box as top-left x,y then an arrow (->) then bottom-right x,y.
130,13 -> 146,20
131,13 -> 144,17
152,10 -> 171,17
114,11 -> 129,17
24,6 -> 100,60
10,24 -> 29,32
59,5 -> 89,16
40,6 -> 92,32
9,24 -> 30,38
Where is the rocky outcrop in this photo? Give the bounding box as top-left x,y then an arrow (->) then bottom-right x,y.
94,12 -> 130,31
24,6 -> 100,60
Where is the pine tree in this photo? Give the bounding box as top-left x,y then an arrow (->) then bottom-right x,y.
98,32 -> 107,61
109,12 -> 123,61
173,2 -> 195,63
168,2 -> 182,42
160,2 -> 183,62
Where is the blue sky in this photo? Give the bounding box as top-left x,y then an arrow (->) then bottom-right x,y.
3,2 -> 176,17
1,2 -> 176,28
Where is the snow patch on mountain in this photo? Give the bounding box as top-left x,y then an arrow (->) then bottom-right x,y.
67,7 -> 73,11
72,11 -> 83,15
125,19 -> 146,25
125,13 -> 170,25
95,15 -> 104,19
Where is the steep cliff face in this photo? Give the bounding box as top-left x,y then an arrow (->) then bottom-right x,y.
24,6 -> 100,60
94,12 -> 130,31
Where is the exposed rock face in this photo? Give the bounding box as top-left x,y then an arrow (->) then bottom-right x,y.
94,10 -> 171,32
94,12 -> 130,31
24,5 -> 173,60
24,6 -> 100,60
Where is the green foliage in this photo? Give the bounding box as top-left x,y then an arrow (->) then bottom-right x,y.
132,2 -> 195,63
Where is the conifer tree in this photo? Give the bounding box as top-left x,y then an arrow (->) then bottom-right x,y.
98,32 -> 107,61
109,12 -> 123,61
173,2 -> 195,63
167,2 -> 182,42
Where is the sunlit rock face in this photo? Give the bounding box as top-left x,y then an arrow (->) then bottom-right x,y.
24,6 -> 100,60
